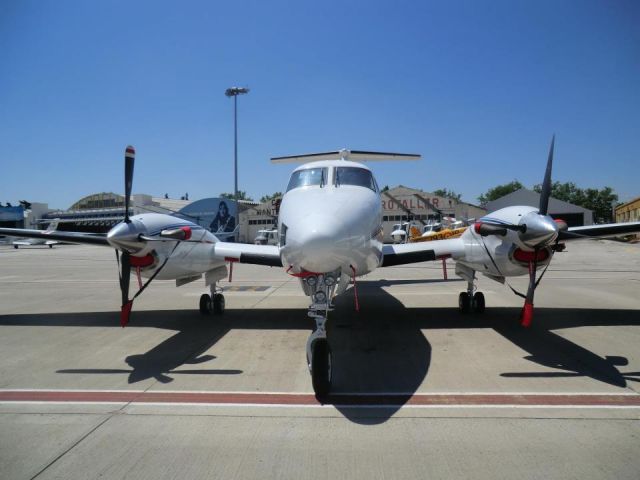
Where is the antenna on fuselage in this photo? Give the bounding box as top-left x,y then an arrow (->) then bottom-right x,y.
270,150 -> 421,164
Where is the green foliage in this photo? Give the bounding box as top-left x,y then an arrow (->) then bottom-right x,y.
433,188 -> 462,201
381,185 -> 390,192
260,192 -> 283,203
220,191 -> 254,201
533,182 -> 618,222
477,180 -> 524,205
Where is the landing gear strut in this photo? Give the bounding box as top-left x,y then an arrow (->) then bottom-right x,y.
457,268 -> 485,314
304,272 -> 338,397
199,282 -> 225,316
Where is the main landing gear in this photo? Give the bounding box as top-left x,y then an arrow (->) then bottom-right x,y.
456,265 -> 485,314
303,272 -> 338,397
199,282 -> 225,315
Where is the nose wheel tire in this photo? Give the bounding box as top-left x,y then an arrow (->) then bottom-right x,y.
213,293 -> 225,314
311,339 -> 332,397
472,292 -> 485,313
458,292 -> 471,313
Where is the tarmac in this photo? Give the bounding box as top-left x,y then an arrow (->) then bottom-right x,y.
0,240 -> 639,479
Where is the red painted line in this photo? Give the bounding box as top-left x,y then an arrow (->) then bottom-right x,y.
1,391 -> 640,407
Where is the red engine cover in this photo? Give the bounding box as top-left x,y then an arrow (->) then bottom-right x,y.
513,248 -> 550,263
130,254 -> 155,268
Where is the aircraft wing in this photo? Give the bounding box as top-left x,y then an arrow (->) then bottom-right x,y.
380,238 -> 465,267
213,242 -> 282,267
0,228 -> 109,246
559,221 -> 640,240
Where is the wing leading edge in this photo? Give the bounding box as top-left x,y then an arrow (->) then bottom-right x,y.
559,221 -> 640,240
0,228 -> 109,246
381,238 -> 465,267
213,242 -> 282,267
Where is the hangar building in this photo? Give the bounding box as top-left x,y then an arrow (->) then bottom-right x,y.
485,188 -> 593,226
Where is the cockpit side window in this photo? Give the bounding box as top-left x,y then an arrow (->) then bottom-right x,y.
334,167 -> 377,192
286,168 -> 328,192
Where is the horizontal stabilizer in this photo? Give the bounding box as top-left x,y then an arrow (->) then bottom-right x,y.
271,149 -> 421,164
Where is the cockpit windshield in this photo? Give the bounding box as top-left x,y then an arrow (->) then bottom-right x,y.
286,167 -> 328,192
334,167 -> 377,191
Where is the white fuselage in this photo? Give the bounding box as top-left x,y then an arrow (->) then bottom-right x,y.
277,160 -> 383,278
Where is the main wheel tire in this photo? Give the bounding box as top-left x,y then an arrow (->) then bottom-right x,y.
473,292 -> 485,313
213,293 -> 225,314
458,292 -> 471,313
199,294 -> 212,315
14,245 -> 18,249
311,339 -> 332,397
48,244 -> 53,248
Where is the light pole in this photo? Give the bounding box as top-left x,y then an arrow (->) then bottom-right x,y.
225,87 -> 250,201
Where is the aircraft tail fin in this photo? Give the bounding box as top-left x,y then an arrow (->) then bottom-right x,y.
271,149 -> 421,164
45,219 -> 60,233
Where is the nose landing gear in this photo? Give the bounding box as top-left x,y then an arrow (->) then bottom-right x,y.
303,272 -> 338,397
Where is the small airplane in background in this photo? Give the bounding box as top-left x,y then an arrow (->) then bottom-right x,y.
12,219 -> 60,249
1,140 -> 639,396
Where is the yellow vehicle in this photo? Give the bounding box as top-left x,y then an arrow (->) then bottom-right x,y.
408,217 -> 468,243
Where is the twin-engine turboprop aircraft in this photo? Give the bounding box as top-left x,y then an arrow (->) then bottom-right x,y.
2,141 -> 639,396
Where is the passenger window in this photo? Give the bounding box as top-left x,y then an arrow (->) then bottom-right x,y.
334,167 -> 377,191
286,168 -> 328,192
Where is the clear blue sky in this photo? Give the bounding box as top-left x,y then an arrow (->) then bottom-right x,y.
1,0 -> 638,209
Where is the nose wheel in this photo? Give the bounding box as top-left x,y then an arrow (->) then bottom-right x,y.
303,272 -> 338,397
310,337 -> 332,397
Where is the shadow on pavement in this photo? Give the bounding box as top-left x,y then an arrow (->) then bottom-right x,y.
1,285 -> 639,423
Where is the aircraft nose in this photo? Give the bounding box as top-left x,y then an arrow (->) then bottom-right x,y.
284,215 -> 348,273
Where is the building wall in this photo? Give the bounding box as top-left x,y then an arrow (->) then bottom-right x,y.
615,197 -> 640,223
380,187 -> 485,242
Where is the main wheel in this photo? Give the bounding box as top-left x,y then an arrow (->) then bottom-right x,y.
199,294 -> 212,315
213,293 -> 225,314
473,292 -> 485,313
311,339 -> 332,397
48,244 -> 53,249
14,245 -> 18,249
458,292 -> 471,313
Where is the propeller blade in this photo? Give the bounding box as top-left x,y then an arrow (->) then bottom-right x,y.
539,135 -> 554,216
120,251 -> 133,327
124,146 -> 135,224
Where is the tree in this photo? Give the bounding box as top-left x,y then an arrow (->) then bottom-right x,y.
433,188 -> 462,201
220,191 -> 254,201
478,180 -> 524,205
381,185 -> 390,192
533,182 -> 618,222
260,192 -> 283,203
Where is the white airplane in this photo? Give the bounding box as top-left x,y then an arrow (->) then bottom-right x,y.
12,219 -> 60,249
1,142 -> 639,396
